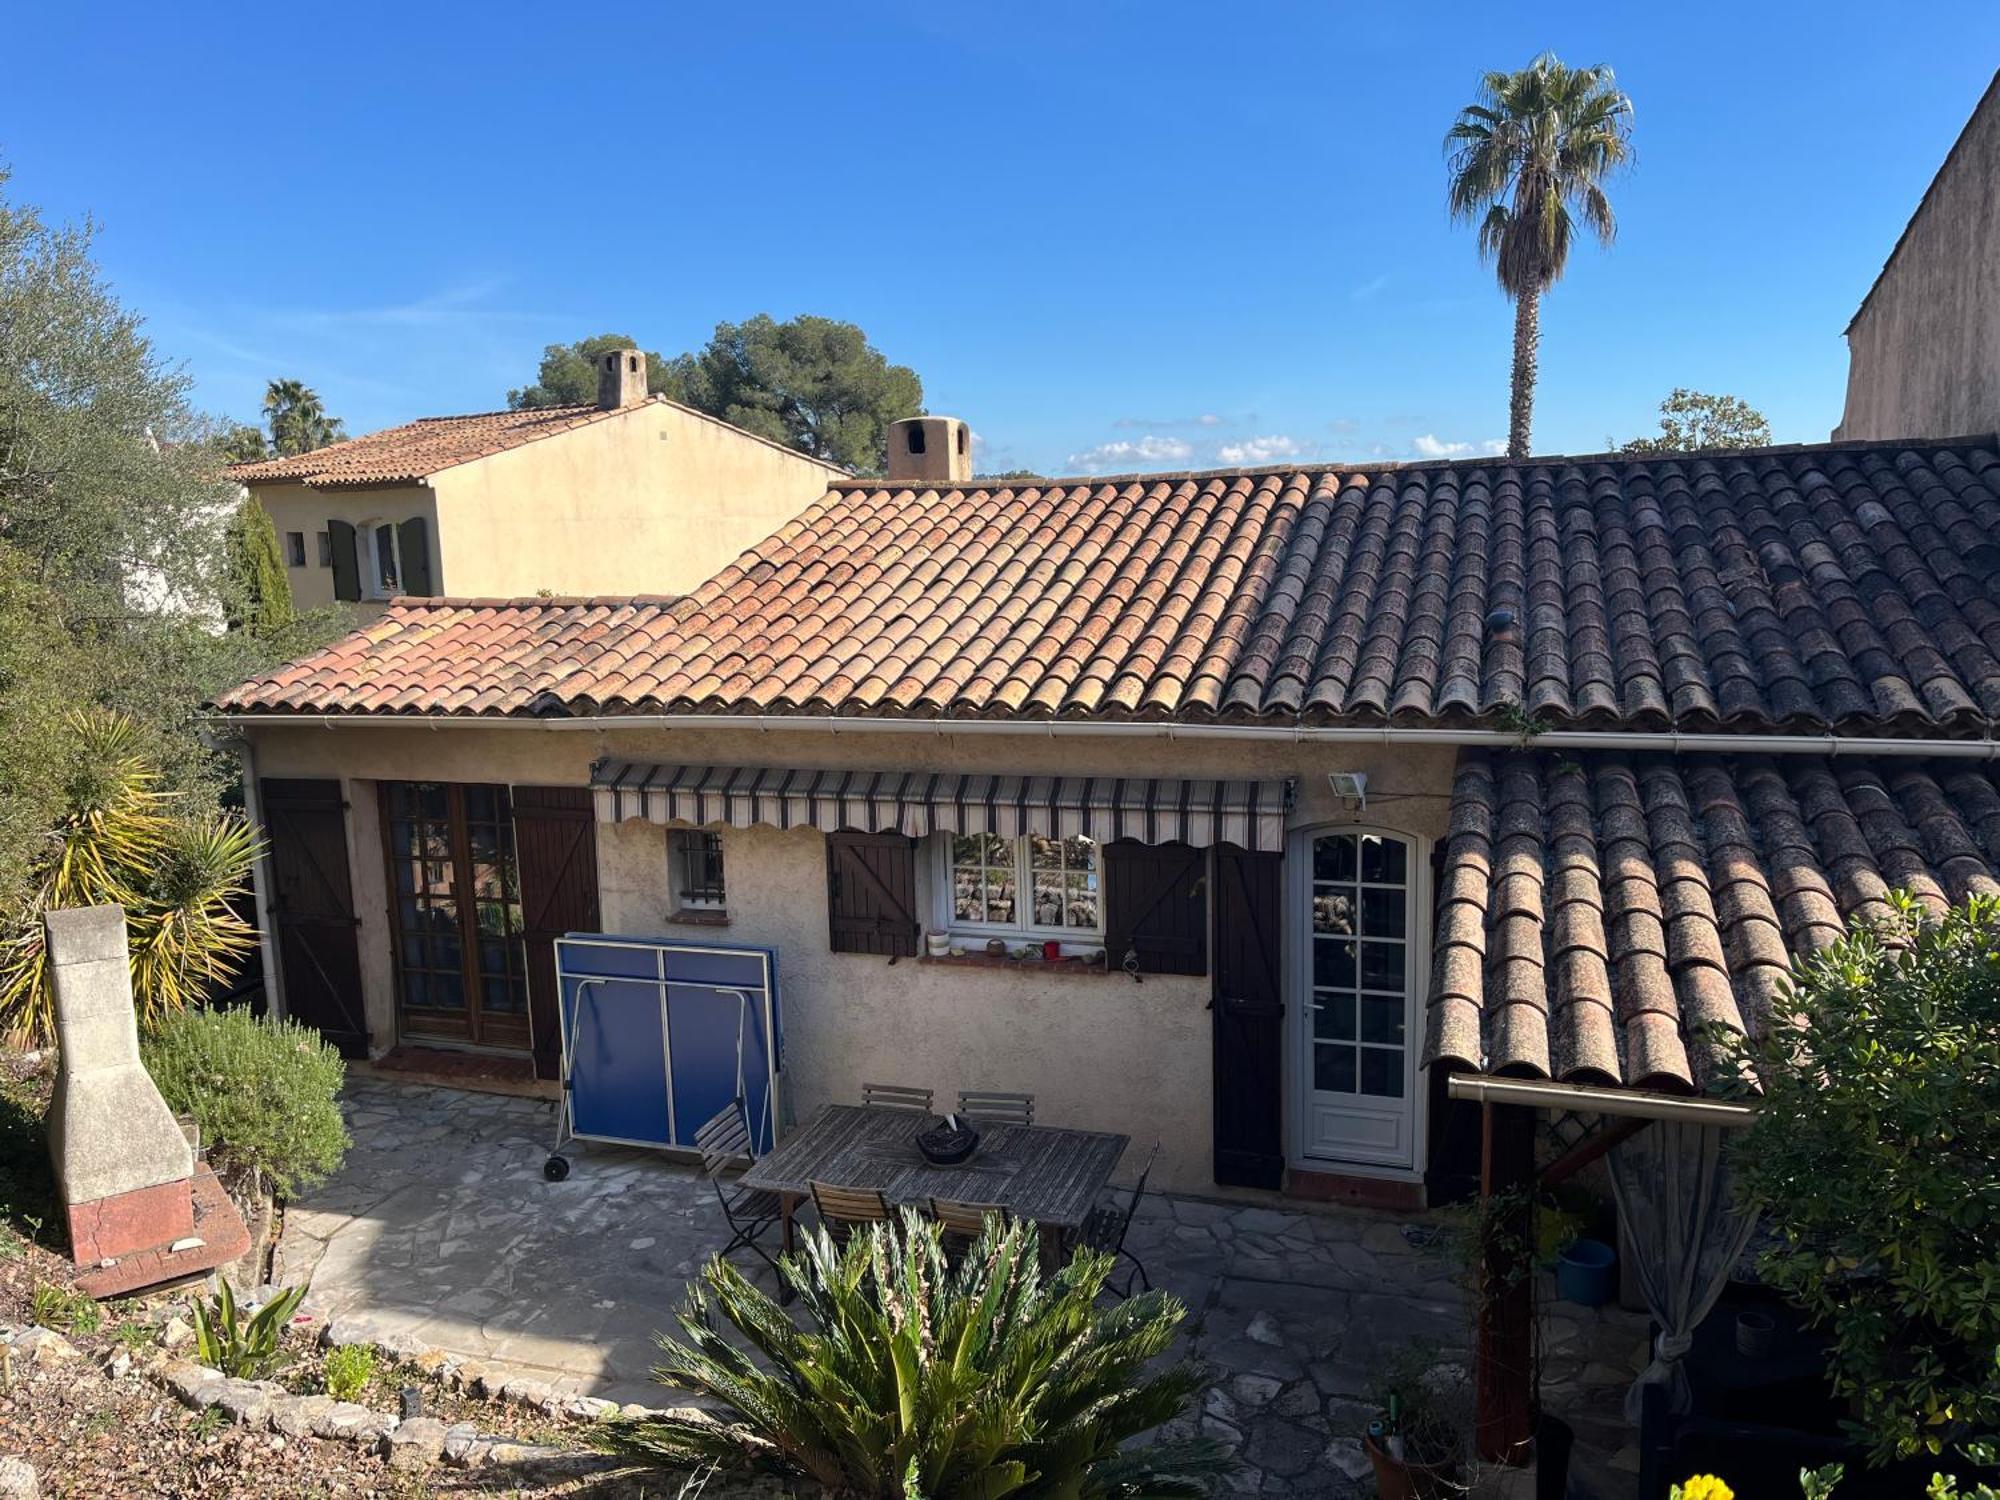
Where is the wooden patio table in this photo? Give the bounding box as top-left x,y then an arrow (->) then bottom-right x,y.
740,1103 -> 1130,1260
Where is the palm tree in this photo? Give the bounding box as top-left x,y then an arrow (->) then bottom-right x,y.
1446,54 -> 1634,459
261,378 -> 346,456
0,711 -> 260,1044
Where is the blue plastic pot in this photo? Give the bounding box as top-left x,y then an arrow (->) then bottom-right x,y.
1555,1237 -> 1617,1306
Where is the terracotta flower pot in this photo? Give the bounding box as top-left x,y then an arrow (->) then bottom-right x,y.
1363,1434 -> 1460,1500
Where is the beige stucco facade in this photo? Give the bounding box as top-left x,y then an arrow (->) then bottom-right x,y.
250,401 -> 843,614
1836,74 -> 2000,442
241,721 -> 1458,1195
254,482 -> 436,615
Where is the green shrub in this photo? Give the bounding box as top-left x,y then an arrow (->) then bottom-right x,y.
597,1209 -> 1227,1497
191,1279 -> 306,1379
142,1008 -> 349,1198
1724,891 -> 2000,1465
322,1342 -> 374,1402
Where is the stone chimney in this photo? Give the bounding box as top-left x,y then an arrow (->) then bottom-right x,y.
597,347 -> 649,410
46,907 -> 193,1261
887,416 -> 972,485
44,905 -> 250,1297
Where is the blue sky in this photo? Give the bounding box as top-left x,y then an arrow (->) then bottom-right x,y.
9,4 -> 1996,475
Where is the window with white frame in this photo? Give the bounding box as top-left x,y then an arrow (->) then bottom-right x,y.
362,519 -> 400,598
671,829 -> 727,911
935,832 -> 1101,942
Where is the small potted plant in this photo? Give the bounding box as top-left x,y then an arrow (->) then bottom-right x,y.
1363,1340 -> 1468,1500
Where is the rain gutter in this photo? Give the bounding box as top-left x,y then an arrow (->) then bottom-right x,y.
1447,1072 -> 1758,1126
212,712 -> 2000,760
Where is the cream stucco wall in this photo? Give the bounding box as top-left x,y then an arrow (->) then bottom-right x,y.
252,482 -> 437,615
244,722 -> 1457,1195
429,403 -> 841,599
1836,76 -> 2000,441
247,402 -> 841,614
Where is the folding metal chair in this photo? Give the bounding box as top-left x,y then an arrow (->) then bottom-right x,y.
861,1082 -> 934,1112
695,1098 -> 780,1274
1076,1142 -> 1159,1298
955,1089 -> 1035,1127
810,1180 -> 892,1247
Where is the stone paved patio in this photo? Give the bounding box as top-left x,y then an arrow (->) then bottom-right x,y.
278,1075 -> 1646,1496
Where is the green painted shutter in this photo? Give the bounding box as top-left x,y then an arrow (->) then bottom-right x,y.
326,519 -> 360,601
398,516 -> 434,595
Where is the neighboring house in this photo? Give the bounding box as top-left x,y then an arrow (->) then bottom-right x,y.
229,350 -> 845,613
1835,68 -> 2000,441
214,419 -> 2000,1205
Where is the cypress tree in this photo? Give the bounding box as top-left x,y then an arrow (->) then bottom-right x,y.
223,498 -> 295,636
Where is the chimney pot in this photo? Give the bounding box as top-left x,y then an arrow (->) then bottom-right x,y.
598,348 -> 648,410
887,415 -> 972,484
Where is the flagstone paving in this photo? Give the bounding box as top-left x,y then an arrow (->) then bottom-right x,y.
278,1075 -> 1645,1496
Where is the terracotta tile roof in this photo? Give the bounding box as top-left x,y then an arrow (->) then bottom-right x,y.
217,597 -> 688,716
1424,748 -> 2000,1092
229,403 -> 641,487
217,437 -> 2000,730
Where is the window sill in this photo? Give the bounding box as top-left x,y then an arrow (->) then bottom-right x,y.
662,909 -> 731,928
917,953 -> 1116,979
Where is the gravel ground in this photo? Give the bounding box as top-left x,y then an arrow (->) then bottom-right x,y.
0,1052 -> 686,1498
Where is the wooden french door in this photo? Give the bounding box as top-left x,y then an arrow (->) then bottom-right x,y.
260,778 -> 370,1059
380,782 -> 531,1051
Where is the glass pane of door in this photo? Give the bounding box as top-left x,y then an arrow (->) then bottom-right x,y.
463,786 -> 528,1047
388,782 -> 468,1038
385,782 -> 529,1050
1302,829 -> 1416,1167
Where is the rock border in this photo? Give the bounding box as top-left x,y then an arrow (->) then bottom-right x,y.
141,1301 -> 739,1483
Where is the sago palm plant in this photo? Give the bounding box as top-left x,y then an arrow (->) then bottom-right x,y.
597,1209 -> 1227,1498
0,710 -> 260,1042
1446,53 -> 1635,458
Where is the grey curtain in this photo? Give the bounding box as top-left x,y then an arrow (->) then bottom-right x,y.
1606,1118 -> 1759,1421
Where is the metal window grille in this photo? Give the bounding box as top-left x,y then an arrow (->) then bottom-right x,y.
677,831 -> 726,908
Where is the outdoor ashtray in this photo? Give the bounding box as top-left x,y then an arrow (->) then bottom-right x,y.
916,1114 -> 980,1165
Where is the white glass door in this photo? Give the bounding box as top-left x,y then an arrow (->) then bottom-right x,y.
1297,830 -> 1418,1169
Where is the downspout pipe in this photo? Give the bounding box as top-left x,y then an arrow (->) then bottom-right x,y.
210,711 -> 2000,761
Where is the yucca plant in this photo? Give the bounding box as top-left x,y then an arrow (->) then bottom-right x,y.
597,1210 -> 1227,1498
0,710 -> 260,1043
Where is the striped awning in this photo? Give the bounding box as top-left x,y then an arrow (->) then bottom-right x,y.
591,763 -> 1294,852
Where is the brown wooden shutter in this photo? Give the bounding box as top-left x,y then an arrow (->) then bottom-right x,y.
511,786 -> 600,1081
1211,843 -> 1284,1188
826,832 -> 918,957
398,516 -> 434,595
326,519 -> 360,601
1102,840 -> 1207,975
259,778 -> 370,1058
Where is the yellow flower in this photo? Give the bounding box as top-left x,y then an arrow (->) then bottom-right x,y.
1671,1478 -> 1735,1500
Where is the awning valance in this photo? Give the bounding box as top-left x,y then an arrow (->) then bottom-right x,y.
591,763 -> 1293,851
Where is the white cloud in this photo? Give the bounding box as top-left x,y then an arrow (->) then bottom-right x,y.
1216,434 -> 1305,465
1065,435 -> 1196,473
1113,412 -> 1226,430
1410,434 -> 1508,460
